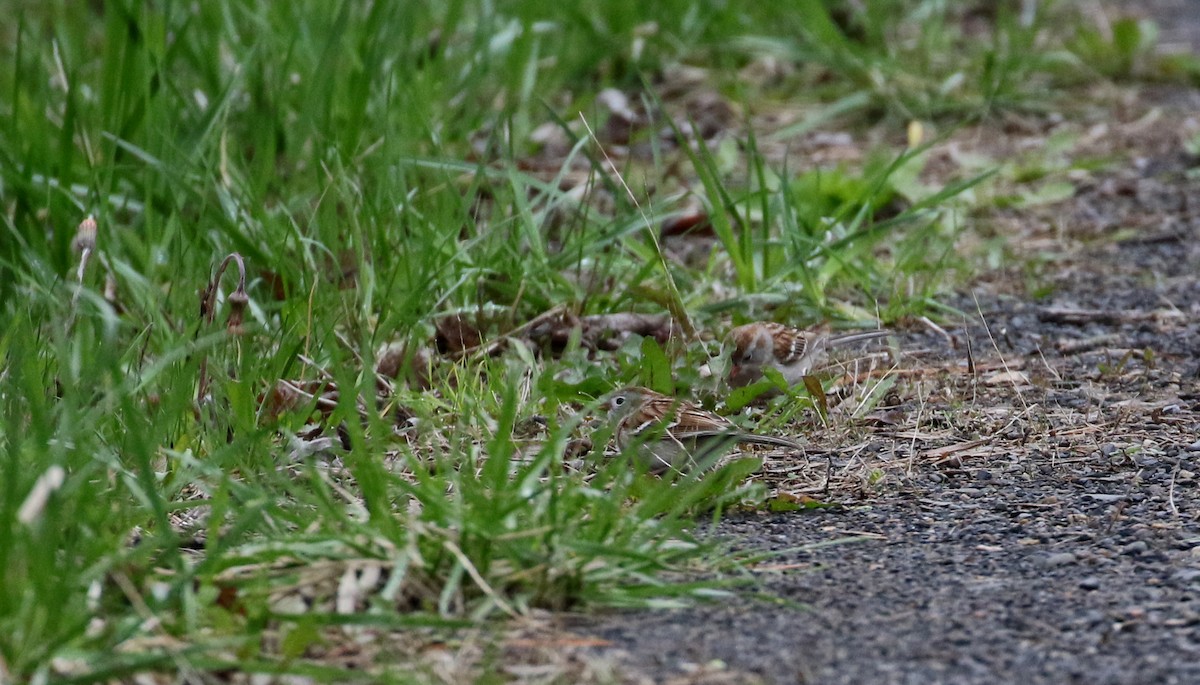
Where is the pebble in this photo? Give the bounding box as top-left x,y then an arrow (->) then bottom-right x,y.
1042,552 -> 1077,568
1186,440 -> 1200,452
1079,577 -> 1101,591
1123,541 -> 1149,555
1171,568 -> 1200,585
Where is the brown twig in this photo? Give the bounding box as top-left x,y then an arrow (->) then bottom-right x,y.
1037,307 -> 1182,325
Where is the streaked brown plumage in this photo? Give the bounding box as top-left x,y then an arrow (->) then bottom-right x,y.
602,386 -> 801,473
728,323 -> 889,389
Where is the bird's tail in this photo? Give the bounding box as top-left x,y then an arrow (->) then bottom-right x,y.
826,330 -> 890,348
742,434 -> 803,450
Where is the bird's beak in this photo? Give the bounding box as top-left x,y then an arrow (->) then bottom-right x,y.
728,364 -> 754,388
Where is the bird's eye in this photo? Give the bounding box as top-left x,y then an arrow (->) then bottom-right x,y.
612,396 -> 625,407
741,350 -> 754,362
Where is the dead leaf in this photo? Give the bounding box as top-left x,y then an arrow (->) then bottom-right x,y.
661,209 -> 713,237
983,369 -> 1032,386
376,343 -> 433,390
580,312 -> 681,350
435,313 -> 483,354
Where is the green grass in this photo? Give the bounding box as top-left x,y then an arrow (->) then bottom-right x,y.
0,0 -> 1166,680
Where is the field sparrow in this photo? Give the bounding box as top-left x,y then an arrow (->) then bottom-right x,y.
602,386 -> 801,474
728,323 -> 889,389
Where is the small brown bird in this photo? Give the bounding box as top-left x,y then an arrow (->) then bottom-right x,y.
728,322 -> 889,389
602,386 -> 801,474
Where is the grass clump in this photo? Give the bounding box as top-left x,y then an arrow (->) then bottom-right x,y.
0,0 -> 1139,680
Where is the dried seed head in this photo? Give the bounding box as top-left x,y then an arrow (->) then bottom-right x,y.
226,287 -> 249,335
71,215 -> 98,253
